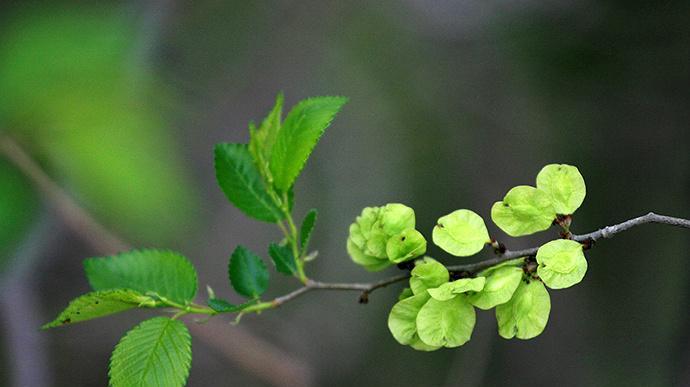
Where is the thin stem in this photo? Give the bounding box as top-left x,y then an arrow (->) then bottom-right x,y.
0,133 -> 316,386
240,211 -> 690,313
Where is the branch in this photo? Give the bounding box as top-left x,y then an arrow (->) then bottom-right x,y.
256,212 -> 690,311
0,133 -> 314,387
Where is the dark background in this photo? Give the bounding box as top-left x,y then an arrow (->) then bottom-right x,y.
0,1 -> 688,386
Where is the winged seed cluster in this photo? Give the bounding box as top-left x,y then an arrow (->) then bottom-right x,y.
346,164 -> 589,349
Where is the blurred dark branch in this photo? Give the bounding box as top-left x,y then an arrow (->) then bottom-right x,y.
0,134 -> 129,253
0,133 -> 314,387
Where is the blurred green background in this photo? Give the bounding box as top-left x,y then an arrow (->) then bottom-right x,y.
0,1 -> 688,386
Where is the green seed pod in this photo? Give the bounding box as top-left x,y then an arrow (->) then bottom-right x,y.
347,203 -> 420,270
386,229 -> 427,263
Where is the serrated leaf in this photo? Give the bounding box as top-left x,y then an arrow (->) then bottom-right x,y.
207,298 -> 257,313
427,277 -> 485,301
299,208 -> 318,251
536,164 -> 586,215
536,239 -> 588,289
409,257 -> 449,295
270,96 -> 348,190
84,249 -> 198,305
496,280 -> 550,340
42,289 -> 155,329
109,317 -> 191,387
491,185 -> 556,237
249,93 -> 284,180
214,143 -> 284,222
386,229 -> 427,263
469,266 -> 523,310
387,292 -> 430,346
268,242 -> 297,275
229,246 -> 269,298
416,297 -> 475,348
432,209 -> 490,257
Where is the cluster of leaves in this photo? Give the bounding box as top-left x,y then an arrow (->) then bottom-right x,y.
43,94 -> 347,387
346,164 -> 589,350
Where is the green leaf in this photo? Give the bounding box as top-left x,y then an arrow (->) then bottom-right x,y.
207,298 -> 257,313
491,185 -> 556,237
387,292 -> 430,345
496,280 -> 551,340
270,96 -> 348,190
427,277 -> 486,301
432,209 -> 490,257
409,257 -> 449,295
536,164 -> 586,215
299,208 -> 318,251
536,239 -> 588,289
469,266 -> 523,310
416,297 -> 476,348
268,242 -> 297,275
215,143 -> 284,222
109,317 -> 191,387
42,289 -> 155,329
228,246 -> 269,298
386,229 -> 427,263
249,93 -> 284,180
84,249 -> 198,305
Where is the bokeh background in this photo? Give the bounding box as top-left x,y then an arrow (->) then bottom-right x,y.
1,1 -> 689,386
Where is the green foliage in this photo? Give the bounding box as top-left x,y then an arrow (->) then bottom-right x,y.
214,143 -> 284,222
496,280 -> 551,340
299,208 -> 318,251
491,185 -> 556,236
427,277 -> 485,301
388,292 -> 431,346
42,290 -> 156,329
228,246 -> 269,298
46,89 -> 602,383
270,96 -> 348,190
386,229 -> 427,263
0,159 -> 38,278
536,239 -> 588,289
432,209 -> 490,257
409,257 -> 449,295
0,7 -> 198,243
207,298 -> 257,313
268,242 -> 297,275
84,250 -> 198,305
346,203 -> 426,270
110,317 -> 192,387
416,297 -> 476,348
249,93 -> 284,181
469,266 -> 523,310
536,164 -> 586,215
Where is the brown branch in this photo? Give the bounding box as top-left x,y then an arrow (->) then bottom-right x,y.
6,131 -> 690,382
259,212 -> 690,310
0,133 -> 314,387
0,135 -> 129,253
